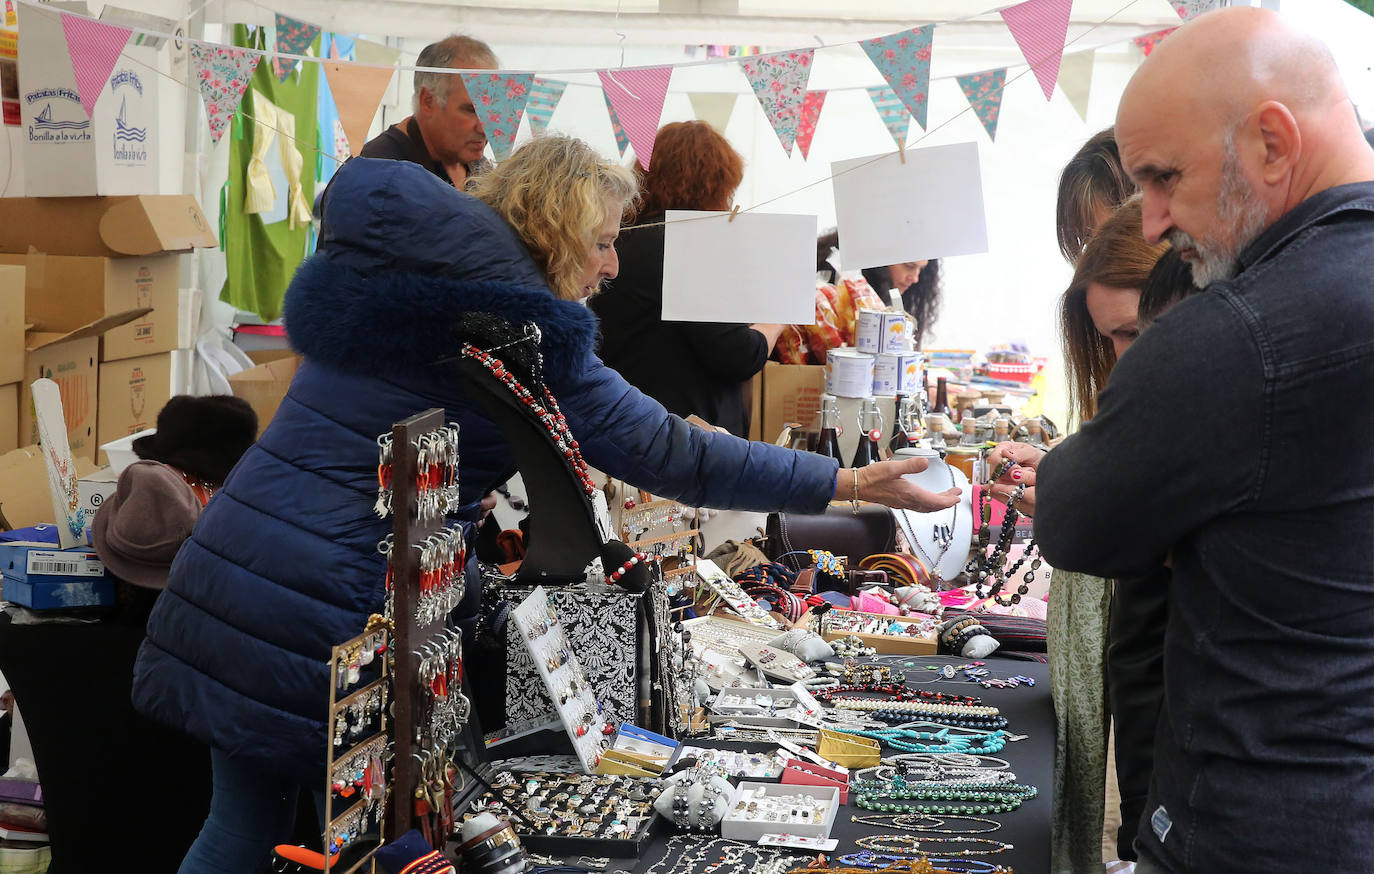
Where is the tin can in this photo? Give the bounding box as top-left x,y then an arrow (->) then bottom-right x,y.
881,311 -> 911,353
825,348 -> 875,398
873,351 -> 923,396
856,309 -> 885,354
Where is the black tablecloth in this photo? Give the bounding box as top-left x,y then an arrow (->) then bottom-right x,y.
0,614 -> 212,874
494,654 -> 1054,874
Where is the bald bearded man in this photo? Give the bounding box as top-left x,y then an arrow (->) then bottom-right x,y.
1029,8 -> 1374,873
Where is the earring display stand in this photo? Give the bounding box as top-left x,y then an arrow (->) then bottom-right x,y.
511,586 -> 614,773
322,623 -> 392,872
378,409 -> 476,848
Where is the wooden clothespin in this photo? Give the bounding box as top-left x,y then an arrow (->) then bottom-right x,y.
897,140 -> 907,164
728,204 -> 741,222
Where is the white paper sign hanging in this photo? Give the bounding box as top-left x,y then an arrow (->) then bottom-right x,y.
831,142 -> 989,270
661,209 -> 817,325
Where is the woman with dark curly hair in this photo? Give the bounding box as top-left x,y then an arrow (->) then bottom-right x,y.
590,121 -> 783,437
815,230 -> 942,349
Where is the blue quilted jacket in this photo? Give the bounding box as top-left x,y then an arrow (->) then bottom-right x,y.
131,159 -> 838,780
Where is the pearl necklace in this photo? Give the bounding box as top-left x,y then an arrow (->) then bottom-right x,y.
833,699 -> 1000,718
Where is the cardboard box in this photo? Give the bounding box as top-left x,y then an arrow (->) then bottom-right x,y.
228,355 -> 301,437
97,352 -> 171,466
0,251 -> 182,362
760,362 -> 826,446
17,4 -> 160,196
0,446 -> 98,531
19,309 -> 148,461
747,374 -> 762,442
76,467 -> 119,543
0,195 -> 216,257
0,383 -> 15,455
0,266 -> 22,385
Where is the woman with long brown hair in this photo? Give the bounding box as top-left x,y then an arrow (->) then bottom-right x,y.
994,195 -> 1172,874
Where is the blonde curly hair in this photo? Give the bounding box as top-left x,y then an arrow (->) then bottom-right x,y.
470,135 -> 639,301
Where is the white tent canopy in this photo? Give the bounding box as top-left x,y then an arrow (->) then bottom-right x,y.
4,0 -> 1371,426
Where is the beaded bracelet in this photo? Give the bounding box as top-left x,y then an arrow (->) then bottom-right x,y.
607,552 -> 648,585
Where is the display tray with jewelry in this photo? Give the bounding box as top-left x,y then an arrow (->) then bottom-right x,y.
819,610 -> 939,655
512,587 -> 616,772
709,689 -> 815,723
696,558 -> 785,629
721,782 -> 841,841
462,770 -> 661,856
739,644 -> 818,684
675,746 -> 787,781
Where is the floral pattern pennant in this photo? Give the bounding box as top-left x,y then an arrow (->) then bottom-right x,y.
190,43 -> 262,145
526,78 -> 567,135
461,72 -> 533,161
956,68 -> 1007,142
740,49 -> 814,156
1172,0 -> 1219,21
1132,28 -> 1178,57
796,90 -> 827,160
272,13 -> 319,81
866,84 -> 910,150
860,25 -> 934,131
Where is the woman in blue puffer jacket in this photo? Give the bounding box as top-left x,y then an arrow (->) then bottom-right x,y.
133,135 -> 959,873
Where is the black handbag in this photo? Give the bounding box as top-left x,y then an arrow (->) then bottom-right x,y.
765,504 -> 897,572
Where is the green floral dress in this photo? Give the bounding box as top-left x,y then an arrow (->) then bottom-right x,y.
1048,568 -> 1112,874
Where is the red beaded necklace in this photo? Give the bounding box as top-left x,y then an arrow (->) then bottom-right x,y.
459,342 -> 598,499
812,682 -> 983,707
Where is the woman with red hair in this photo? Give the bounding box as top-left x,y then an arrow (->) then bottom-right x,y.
590,121 -> 783,438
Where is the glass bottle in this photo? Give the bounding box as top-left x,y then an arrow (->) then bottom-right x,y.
851,399 -> 882,468
1025,418 -> 1045,448
889,393 -> 914,453
958,417 -> 981,447
935,377 -> 952,420
926,414 -> 947,452
994,418 -> 1011,445
815,395 -> 844,462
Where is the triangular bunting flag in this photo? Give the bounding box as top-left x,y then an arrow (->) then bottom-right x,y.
1058,50 -> 1094,123
740,49 -> 814,155
272,13 -> 319,81
527,78 -> 567,135
796,90 -> 826,160
353,37 -> 401,68
323,61 -> 395,156
1000,0 -> 1073,101
688,92 -> 737,134
860,26 -> 934,131
462,72 -> 534,161
603,91 -> 630,157
1172,0 -> 1220,21
61,14 -> 131,119
598,66 -> 673,169
1132,28 -> 1177,57
956,69 -> 1006,142
866,84 -> 910,151
190,44 -> 262,145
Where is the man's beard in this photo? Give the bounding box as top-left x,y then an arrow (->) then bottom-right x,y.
1167,135 -> 1272,288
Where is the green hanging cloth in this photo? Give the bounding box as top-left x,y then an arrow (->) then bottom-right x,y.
220,24 -> 321,322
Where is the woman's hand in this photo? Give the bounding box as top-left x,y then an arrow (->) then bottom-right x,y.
834,456 -> 962,513
985,441 -> 1046,516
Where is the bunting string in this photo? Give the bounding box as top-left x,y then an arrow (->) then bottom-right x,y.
14,0 -> 1152,234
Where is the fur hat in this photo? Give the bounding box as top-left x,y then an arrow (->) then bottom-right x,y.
133,395 -> 258,487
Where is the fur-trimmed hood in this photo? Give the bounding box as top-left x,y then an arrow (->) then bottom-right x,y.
286,157 -> 598,380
